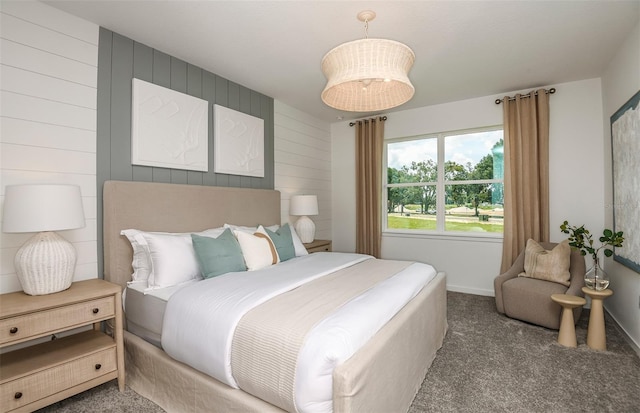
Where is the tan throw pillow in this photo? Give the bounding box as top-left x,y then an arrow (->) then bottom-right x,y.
518,239 -> 571,286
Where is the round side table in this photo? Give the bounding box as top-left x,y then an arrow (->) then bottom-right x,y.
582,286 -> 614,350
551,294 -> 586,347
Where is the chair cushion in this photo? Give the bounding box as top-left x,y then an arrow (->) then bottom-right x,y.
518,239 -> 571,286
502,276 -> 568,329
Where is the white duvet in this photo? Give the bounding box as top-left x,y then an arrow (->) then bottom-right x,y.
161,252 -> 437,413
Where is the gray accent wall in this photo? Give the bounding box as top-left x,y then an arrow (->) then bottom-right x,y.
96,28 -> 275,277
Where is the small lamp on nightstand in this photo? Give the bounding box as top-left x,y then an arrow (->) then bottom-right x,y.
290,194 -> 318,243
2,184 -> 86,295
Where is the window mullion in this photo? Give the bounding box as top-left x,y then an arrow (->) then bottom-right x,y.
436,134 -> 445,232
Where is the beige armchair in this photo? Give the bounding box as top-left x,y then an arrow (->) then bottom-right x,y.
494,241 -> 586,330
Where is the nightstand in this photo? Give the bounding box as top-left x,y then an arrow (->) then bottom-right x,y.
303,239 -> 332,253
0,279 -> 124,412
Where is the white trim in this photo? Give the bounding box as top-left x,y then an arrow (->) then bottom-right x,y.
382,231 -> 503,243
383,125 -> 504,237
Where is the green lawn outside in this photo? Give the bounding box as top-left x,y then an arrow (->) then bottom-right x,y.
387,215 -> 504,233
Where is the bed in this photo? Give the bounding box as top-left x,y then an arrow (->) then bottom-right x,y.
103,180 -> 447,413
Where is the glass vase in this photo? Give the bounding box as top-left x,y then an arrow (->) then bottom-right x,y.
585,257 -> 609,291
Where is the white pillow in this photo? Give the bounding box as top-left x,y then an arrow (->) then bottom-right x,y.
234,230 -> 278,271
224,223 -> 308,257
121,229 -> 152,282
121,227 -> 225,283
288,224 -> 308,257
255,225 -> 280,263
224,223 -> 279,233
143,232 -> 202,289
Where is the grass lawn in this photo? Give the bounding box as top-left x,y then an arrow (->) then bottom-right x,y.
388,215 -> 503,233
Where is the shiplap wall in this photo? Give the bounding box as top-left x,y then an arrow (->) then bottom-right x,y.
0,1 -> 99,293
274,101 -> 332,241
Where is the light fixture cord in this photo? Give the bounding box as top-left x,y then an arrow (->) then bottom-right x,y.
364,18 -> 369,39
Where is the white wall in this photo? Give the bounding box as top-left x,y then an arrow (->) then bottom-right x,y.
601,21 -> 640,350
0,1 -> 99,293
332,78 -> 605,296
274,101 -> 332,240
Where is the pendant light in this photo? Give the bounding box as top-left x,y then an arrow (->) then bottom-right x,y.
321,10 -> 415,112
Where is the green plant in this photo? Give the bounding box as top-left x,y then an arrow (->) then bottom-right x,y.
560,220 -> 624,261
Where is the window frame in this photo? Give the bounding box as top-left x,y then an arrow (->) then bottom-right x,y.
383,125 -> 504,239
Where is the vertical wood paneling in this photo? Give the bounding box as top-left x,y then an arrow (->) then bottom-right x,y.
202,72 -> 217,187
132,42 -> 153,183
0,1 -> 99,293
96,28 -> 275,276
110,33 -> 134,182
187,64 -> 204,185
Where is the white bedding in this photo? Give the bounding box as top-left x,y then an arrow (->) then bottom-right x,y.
161,252 -> 437,413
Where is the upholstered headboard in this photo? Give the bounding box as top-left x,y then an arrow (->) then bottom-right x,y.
103,180 -> 281,289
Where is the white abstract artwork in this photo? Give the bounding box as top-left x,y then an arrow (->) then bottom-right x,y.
214,104 -> 264,177
611,90 -> 640,273
132,78 -> 208,172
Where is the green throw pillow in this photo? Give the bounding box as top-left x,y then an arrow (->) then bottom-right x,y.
265,223 -> 296,262
191,229 -> 246,278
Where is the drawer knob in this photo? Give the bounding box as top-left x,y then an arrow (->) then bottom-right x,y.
92,308 -> 100,314
9,327 -> 18,334
14,392 -> 22,400
95,363 -> 102,370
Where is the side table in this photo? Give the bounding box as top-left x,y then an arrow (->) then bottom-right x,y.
0,279 -> 124,412
303,239 -> 332,253
551,294 -> 586,347
582,286 -> 614,350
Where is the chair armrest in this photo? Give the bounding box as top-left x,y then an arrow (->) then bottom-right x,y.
494,249 -> 526,313
565,250 -> 586,297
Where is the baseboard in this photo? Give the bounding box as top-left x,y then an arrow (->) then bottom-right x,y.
605,308 -> 640,358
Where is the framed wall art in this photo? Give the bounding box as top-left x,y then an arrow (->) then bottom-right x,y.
213,104 -> 264,177
610,89 -> 640,273
131,78 -> 208,172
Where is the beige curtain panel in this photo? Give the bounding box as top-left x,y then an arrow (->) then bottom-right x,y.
355,118 -> 384,258
500,89 -> 550,273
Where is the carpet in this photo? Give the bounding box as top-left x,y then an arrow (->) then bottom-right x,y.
37,292 -> 640,412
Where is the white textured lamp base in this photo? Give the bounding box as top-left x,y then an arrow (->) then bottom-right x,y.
14,231 -> 77,295
294,216 -> 316,243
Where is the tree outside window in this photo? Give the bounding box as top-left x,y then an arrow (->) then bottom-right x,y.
385,128 -> 503,235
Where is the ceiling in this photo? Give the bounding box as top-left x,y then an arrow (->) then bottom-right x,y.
46,0 -> 639,123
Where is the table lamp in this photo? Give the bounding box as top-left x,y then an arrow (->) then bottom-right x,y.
290,195 -> 318,243
2,184 -> 86,295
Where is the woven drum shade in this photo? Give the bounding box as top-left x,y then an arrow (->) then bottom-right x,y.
321,38 -> 415,112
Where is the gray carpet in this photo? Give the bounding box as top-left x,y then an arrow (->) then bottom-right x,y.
37,292 -> 640,413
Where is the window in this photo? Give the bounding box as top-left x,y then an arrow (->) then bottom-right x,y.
385,127 -> 504,235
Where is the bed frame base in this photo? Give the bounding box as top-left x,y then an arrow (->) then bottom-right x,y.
124,273 -> 447,413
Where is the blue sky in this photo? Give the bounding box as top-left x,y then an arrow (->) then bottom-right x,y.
387,130 -> 503,170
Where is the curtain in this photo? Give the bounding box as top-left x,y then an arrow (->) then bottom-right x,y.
500,89 -> 550,273
355,118 -> 384,258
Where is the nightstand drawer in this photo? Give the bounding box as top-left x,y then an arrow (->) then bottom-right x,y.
0,297 -> 115,346
307,244 -> 331,253
303,240 -> 332,253
0,347 -> 116,411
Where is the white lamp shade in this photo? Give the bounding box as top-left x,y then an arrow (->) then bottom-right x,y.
3,184 -> 85,295
289,195 -> 318,216
3,184 -> 85,233
321,38 -> 415,112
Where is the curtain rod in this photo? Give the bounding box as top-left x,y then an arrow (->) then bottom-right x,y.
349,116 -> 388,127
495,87 -> 556,105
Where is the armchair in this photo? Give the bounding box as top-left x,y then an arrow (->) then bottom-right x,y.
494,241 -> 586,330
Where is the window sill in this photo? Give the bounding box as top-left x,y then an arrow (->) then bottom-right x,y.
382,230 -> 504,243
